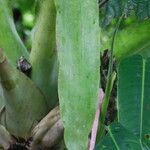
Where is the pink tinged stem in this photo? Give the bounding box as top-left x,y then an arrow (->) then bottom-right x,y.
89,88 -> 104,150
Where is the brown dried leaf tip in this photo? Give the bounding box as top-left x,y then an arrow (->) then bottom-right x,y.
17,56 -> 32,77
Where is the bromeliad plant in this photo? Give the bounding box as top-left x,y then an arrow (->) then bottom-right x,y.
0,0 -> 150,149
0,0 -> 61,149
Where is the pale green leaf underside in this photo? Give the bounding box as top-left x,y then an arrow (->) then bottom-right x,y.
56,0 -> 100,149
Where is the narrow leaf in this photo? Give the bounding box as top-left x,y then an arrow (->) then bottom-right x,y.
30,0 -> 58,109
0,0 -> 29,65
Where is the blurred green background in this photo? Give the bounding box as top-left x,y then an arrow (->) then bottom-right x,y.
12,0 -> 36,50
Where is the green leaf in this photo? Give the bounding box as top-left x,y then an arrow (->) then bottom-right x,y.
114,20 -> 150,60
101,0 -> 150,27
30,0 -> 58,109
140,46 -> 150,58
12,0 -> 35,12
56,0 -> 100,149
98,72 -> 116,139
0,50 -> 48,139
101,0 -> 122,27
133,0 -> 150,20
96,123 -> 142,150
96,55 -> 150,149
101,20 -> 150,61
0,0 -> 29,65
118,55 -> 150,148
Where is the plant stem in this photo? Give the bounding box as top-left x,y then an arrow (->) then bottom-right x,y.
99,14 -> 125,139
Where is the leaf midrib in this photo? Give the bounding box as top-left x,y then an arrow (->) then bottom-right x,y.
108,126 -> 120,150
140,59 -> 146,148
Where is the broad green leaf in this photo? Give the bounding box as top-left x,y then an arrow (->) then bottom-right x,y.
55,0 -> 100,149
118,55 -> 150,148
101,20 -> 150,61
96,123 -> 142,150
114,20 -> 150,60
140,46 -> 150,59
30,0 -> 58,109
96,55 -> 150,149
0,0 -> 29,65
0,50 -> 48,139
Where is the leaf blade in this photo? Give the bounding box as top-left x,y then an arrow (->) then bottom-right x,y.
30,0 -> 58,109
96,123 -> 142,150
118,55 -> 150,147
0,0 -> 29,65
56,0 -> 100,149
